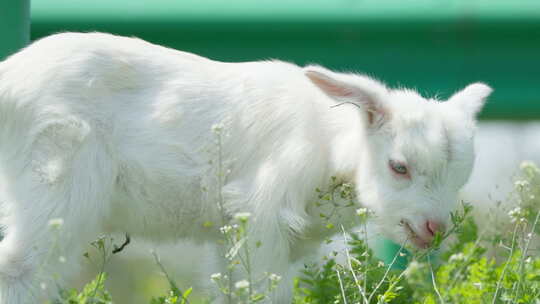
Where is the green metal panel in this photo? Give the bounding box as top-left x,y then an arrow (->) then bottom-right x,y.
374,238 -> 410,270
0,0 -> 30,60
30,0 -> 540,119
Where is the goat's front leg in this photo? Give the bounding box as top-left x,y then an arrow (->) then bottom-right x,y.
236,215 -> 297,303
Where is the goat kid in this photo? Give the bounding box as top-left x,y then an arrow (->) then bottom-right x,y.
0,32 -> 491,303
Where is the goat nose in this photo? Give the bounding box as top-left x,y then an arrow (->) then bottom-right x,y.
426,220 -> 445,237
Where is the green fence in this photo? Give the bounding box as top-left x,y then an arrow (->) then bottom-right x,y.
30,0 -> 540,119
0,0 -> 30,60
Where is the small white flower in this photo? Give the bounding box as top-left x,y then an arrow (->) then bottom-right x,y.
449,253 -> 465,262
59,256 -> 66,263
514,180 -> 529,188
234,212 -> 252,222
220,225 -> 232,234
377,261 -> 385,267
40,282 -> 47,290
525,257 -> 532,264
356,208 -> 367,217
268,273 -> 282,282
404,260 -> 421,278
509,206 -> 521,216
211,123 -> 224,134
48,218 -> 64,229
508,207 -> 522,222
210,273 -> 222,281
235,280 -> 249,290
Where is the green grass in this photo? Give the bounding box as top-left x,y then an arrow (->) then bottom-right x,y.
46,161 -> 540,304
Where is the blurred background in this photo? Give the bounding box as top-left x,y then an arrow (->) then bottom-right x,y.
1,0 -> 539,303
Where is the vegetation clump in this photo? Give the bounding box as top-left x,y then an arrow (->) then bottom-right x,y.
50,162 -> 540,303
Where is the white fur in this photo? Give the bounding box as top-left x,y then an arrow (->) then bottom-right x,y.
0,32 -> 491,303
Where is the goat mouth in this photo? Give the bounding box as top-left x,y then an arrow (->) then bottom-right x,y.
400,220 -> 430,249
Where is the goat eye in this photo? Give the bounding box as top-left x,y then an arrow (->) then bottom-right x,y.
389,160 -> 408,175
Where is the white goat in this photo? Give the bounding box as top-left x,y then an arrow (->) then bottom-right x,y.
0,32 -> 491,303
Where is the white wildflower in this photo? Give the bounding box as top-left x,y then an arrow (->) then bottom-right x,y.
220,225 -> 232,234
449,253 -> 465,262
59,256 -> 66,263
356,208 -> 368,217
235,280 -> 249,290
210,273 -> 222,281
234,212 -> 252,222
377,261 -> 385,267
48,218 -> 64,229
268,273 -> 282,282
211,123 -> 224,134
514,180 -> 529,189
404,260 -> 421,278
508,207 -> 522,222
40,282 -> 47,290
508,206 -> 521,215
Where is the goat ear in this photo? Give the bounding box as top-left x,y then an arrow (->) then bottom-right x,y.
448,83 -> 492,119
304,65 -> 388,126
